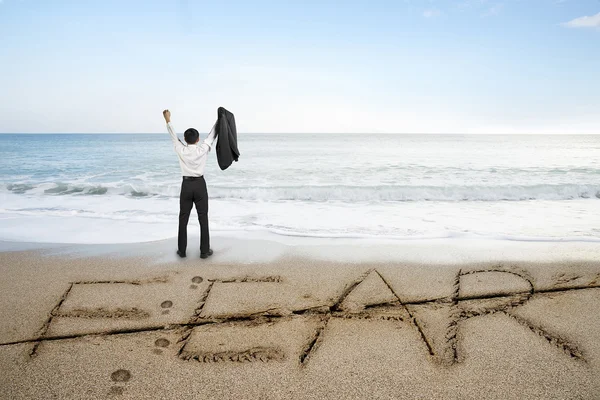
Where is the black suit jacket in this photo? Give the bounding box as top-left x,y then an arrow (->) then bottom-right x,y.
215,107 -> 240,171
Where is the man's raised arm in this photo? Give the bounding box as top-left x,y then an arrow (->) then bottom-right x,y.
201,123 -> 217,152
163,109 -> 185,151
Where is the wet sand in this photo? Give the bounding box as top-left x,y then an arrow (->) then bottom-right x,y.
1,239 -> 600,399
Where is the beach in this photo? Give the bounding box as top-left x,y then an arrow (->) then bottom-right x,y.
1,235 -> 599,399
2,135 -> 600,399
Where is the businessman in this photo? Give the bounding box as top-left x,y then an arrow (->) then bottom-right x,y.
163,109 -> 216,259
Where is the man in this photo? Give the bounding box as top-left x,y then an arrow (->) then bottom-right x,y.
163,109 -> 216,259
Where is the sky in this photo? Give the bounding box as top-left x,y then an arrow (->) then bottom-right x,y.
0,0 -> 599,134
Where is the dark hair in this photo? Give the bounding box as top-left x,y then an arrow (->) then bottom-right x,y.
184,128 -> 199,144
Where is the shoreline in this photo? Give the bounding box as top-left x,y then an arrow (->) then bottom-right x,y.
3,231 -> 600,265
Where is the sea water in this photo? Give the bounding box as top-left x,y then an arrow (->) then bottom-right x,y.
1,133 -> 600,244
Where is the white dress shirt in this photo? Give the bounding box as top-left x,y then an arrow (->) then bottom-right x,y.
167,122 -> 217,177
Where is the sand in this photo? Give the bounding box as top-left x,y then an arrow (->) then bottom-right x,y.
1,237 -> 600,399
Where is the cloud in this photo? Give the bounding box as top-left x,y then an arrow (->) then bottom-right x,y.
562,12 -> 600,29
456,1 -> 504,17
481,3 -> 504,17
423,8 -> 441,18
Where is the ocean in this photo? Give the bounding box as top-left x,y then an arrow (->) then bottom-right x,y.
1,133 -> 600,244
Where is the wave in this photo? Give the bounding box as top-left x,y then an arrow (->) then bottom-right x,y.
208,184 -> 600,202
257,227 -> 600,243
3,182 -> 600,202
5,182 -> 166,198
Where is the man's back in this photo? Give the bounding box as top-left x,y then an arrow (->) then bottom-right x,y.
166,122 -> 216,177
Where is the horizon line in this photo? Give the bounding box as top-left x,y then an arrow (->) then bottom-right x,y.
1,132 -> 599,135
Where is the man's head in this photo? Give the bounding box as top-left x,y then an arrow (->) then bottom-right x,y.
184,128 -> 200,144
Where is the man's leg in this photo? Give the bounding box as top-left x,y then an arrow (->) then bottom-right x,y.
178,180 -> 194,255
193,177 -> 210,254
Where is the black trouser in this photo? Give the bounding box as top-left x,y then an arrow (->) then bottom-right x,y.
178,176 -> 209,254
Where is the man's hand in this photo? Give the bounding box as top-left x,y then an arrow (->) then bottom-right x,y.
163,109 -> 171,123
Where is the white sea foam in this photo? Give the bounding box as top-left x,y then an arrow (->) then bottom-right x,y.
2,190 -> 600,244
3,182 -> 600,202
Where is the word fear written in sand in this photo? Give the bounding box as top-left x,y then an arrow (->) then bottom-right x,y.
8,269 -> 600,367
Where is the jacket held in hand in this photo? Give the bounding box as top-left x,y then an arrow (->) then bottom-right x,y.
215,107 -> 240,171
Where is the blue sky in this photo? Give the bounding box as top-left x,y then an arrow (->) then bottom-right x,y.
0,0 -> 599,133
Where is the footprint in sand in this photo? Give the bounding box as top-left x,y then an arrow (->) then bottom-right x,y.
153,338 -> 170,354
109,369 -> 131,396
192,276 -> 203,284
189,285 -> 198,290
161,300 -> 173,309
111,369 -> 131,382
108,386 -> 124,396
155,338 -> 170,348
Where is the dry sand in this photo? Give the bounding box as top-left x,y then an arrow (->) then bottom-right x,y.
1,240 -> 600,399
